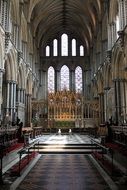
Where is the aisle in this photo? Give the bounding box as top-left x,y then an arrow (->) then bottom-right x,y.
16,154 -> 111,190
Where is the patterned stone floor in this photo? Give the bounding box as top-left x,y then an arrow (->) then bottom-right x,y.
16,154 -> 111,190
38,134 -> 91,144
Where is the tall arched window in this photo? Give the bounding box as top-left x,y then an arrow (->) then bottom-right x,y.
75,66 -> 82,92
80,45 -> 84,56
72,39 -> 76,56
48,66 -> 55,92
53,39 -> 58,56
61,65 -> 69,90
61,33 -> 68,56
116,15 -> 120,38
46,45 -> 50,56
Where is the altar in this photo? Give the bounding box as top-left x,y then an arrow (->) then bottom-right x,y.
31,90 -> 99,129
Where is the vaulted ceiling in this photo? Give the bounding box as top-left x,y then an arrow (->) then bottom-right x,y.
28,0 -> 102,51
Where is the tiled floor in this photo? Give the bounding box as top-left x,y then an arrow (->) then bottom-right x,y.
38,134 -> 91,144
16,154 -> 111,190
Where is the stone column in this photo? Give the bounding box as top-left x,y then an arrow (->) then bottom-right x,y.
25,94 -> 32,127
55,70 -> 60,91
58,36 -> 61,56
3,0 -> 8,29
0,69 -> 4,120
113,78 -> 126,124
50,41 -> 53,56
41,70 -> 47,100
76,40 -> 80,56
6,81 -> 11,115
10,82 -> 14,121
70,69 -> 75,91
23,89 -> 25,104
104,87 -> 110,122
13,82 -> 16,120
82,70 -> 86,96
17,87 -> 20,103
124,0 -> 127,25
68,36 -> 72,56
98,92 -> 104,123
119,0 -> 125,30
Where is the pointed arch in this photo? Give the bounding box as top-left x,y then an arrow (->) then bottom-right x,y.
48,66 -> 55,92
112,46 -> 125,79
75,66 -> 82,92
5,48 -> 17,81
61,33 -> 68,56
60,65 -> 69,90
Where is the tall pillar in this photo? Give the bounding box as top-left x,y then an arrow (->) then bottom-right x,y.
6,81 -> 11,115
50,41 -> 53,56
82,70 -> 86,96
55,70 -> 60,91
119,0 -> 125,30
124,0 -> 127,25
25,93 -> 32,127
41,70 -> 47,100
70,69 -> 75,91
3,0 -> 8,29
58,36 -> 61,56
10,82 -> 14,121
23,89 -> 25,104
13,82 -> 16,120
68,36 -> 72,56
76,41 -> 80,56
113,78 -> 126,124
99,92 -> 104,123
0,69 -> 4,120
104,87 -> 110,122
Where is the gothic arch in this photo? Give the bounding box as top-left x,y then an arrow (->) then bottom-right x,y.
5,48 -> 17,81
109,0 -> 119,23
104,64 -> 112,88
112,46 -> 125,79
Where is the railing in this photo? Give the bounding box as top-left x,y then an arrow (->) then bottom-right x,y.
16,140 -> 39,176
90,137 -> 115,175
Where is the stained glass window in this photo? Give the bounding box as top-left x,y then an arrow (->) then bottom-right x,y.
75,66 -> 82,92
80,45 -> 84,56
46,45 -> 50,56
61,34 -> 68,56
72,39 -> 76,56
53,39 -> 58,56
61,65 -> 69,90
48,66 -> 55,92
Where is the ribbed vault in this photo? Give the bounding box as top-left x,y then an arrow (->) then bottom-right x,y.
28,0 -> 102,52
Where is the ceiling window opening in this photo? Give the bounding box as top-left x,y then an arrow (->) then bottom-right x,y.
48,66 -> 55,93
53,39 -> 58,56
80,45 -> 84,56
61,65 -> 69,90
46,45 -> 50,56
72,39 -> 76,56
61,33 -> 68,56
